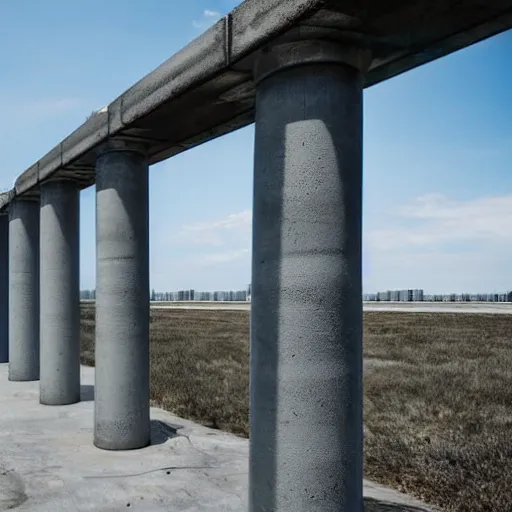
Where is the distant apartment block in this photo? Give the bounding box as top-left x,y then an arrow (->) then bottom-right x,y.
364,289 -> 424,302
82,286 -> 512,303
80,289 -> 96,300
145,285 -> 251,302
364,289 -> 511,303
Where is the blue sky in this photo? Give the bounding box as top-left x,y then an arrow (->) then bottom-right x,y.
1,1 -> 512,295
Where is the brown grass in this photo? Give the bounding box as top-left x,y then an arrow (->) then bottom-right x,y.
80,305 -> 249,435
80,305 -> 512,512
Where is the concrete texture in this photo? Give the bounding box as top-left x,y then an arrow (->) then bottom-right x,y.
0,215 -> 8,362
0,190 -> 14,212
250,41 -> 364,511
0,363 -> 437,512
39,181 -> 80,405
95,147 -> 150,450
2,0 -> 511,205
8,199 -> 39,381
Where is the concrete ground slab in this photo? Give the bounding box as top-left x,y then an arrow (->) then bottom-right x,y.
363,302 -> 512,314
147,300 -> 512,315
0,364 -> 437,511
150,301 -> 251,311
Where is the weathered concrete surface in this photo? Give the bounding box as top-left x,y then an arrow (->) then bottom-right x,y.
0,190 -> 14,212
250,40 -> 365,511
39,181 -> 80,405
95,148 -> 150,450
8,199 -> 40,381
2,0 -> 511,205
0,364 -> 437,511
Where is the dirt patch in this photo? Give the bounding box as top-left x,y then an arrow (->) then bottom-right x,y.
0,468 -> 27,510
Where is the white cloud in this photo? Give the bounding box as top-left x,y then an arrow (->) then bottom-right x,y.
178,210 -> 251,246
196,248 -> 249,266
363,247 -> 511,294
169,211 -> 251,274
169,195 -> 512,292
366,193 -> 512,251
177,196 -> 512,256
363,193 -> 512,293
192,9 -> 222,29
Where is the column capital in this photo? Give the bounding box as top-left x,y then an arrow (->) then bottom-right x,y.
95,139 -> 148,159
254,39 -> 372,85
12,195 -> 40,204
40,176 -> 81,187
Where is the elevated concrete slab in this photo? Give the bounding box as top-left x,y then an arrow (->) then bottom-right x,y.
0,190 -> 15,212
3,0 -> 511,208
0,363 -> 437,511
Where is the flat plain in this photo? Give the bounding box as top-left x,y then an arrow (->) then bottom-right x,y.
80,305 -> 512,512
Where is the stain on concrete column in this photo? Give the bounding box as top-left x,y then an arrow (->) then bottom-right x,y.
40,180 -> 80,405
94,142 -> 150,450
0,214 -> 8,363
9,198 -> 40,381
250,39 -> 370,512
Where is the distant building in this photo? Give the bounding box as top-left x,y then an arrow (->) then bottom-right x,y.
412,289 -> 423,301
113,284 -> 512,306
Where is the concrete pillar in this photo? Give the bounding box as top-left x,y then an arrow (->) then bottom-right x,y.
94,142 -> 150,450
249,39 -> 370,512
0,214 -> 8,363
40,180 -> 80,405
9,198 -> 40,381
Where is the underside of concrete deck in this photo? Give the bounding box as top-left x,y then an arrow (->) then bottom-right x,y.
0,364 -> 436,511
1,0 -> 511,207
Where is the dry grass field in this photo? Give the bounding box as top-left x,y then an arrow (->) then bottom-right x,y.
80,305 -> 512,512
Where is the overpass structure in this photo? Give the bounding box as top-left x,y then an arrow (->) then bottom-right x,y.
0,1 -> 511,510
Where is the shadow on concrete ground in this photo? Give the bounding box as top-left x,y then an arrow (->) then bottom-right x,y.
364,497 -> 433,511
150,419 -> 185,445
64,385 -> 437,511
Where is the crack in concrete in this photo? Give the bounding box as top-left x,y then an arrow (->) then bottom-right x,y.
83,465 -> 212,479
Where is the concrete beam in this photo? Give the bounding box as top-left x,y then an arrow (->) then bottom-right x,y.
94,142 -> 150,450
249,39 -> 365,511
8,199 -> 40,381
5,0 -> 512,203
39,180 -> 80,405
0,190 -> 15,214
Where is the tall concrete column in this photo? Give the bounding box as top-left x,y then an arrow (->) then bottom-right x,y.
94,142 -> 150,450
9,198 -> 40,381
0,214 -> 8,363
40,180 -> 80,405
249,39 -> 370,512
